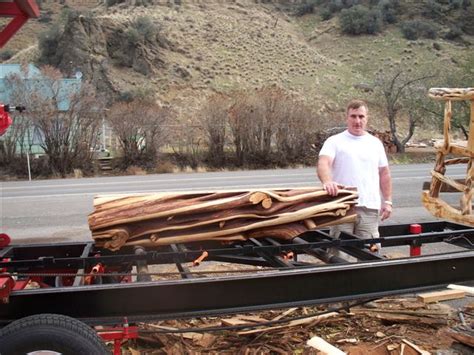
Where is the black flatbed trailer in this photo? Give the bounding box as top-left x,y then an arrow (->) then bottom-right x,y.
0,220 -> 473,353
1,221 -> 473,325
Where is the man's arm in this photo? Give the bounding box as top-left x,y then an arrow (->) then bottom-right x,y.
379,165 -> 392,221
317,155 -> 339,196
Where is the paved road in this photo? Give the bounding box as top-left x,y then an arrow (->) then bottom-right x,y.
0,163 -> 467,244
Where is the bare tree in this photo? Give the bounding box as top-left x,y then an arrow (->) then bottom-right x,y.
227,86 -> 317,166
228,86 -> 286,166
373,69 -> 434,153
4,66 -> 103,177
197,93 -> 230,167
0,110 -> 31,167
107,99 -> 171,169
275,97 -> 315,164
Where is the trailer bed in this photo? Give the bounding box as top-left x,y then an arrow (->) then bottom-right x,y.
0,221 -> 473,326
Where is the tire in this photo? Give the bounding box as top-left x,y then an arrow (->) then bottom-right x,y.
0,313 -> 110,355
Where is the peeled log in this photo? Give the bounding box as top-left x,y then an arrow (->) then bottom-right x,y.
89,187 -> 358,251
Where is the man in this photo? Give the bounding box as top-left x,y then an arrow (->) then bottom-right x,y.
317,99 -> 392,253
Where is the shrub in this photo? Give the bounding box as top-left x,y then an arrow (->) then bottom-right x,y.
0,50 -> 14,61
125,28 -> 141,45
328,0 -> 344,13
443,26 -> 463,40
401,20 -> 438,40
320,7 -> 333,20
295,2 -> 317,16
37,24 -> 62,65
133,16 -> 158,41
459,9 -> 474,35
154,159 -> 177,174
448,0 -> 463,10
340,5 -> 381,35
106,0 -> 125,7
38,10 -> 53,23
422,0 -> 443,20
378,0 -> 399,24
114,16 -> 159,68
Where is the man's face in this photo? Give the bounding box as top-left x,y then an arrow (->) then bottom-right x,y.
346,106 -> 368,136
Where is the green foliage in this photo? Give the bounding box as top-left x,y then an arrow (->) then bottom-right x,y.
340,5 -> 381,35
401,20 -> 437,40
38,10 -> 53,23
459,7 -> 474,35
462,0 -> 472,9
123,16 -> 158,47
320,7 -> 333,20
443,26 -> 463,41
133,16 -> 158,41
328,0 -> 344,13
59,6 -> 75,24
106,0 -> 125,7
125,28 -> 141,46
448,0 -> 463,10
37,24 -> 62,66
295,0 -> 318,16
118,87 -> 155,103
378,0 -> 399,24
421,0 -> 444,19
0,50 -> 15,61
114,16 -> 159,69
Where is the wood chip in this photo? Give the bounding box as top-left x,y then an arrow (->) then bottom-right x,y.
375,313 -> 448,327
447,284 -> 474,295
306,336 -> 346,354
270,307 -> 298,321
448,329 -> 474,347
401,339 -> 430,355
238,312 -> 339,335
336,338 -> 358,344
417,289 -> 466,303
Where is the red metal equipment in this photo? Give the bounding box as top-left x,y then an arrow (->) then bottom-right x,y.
0,0 -> 39,136
0,0 -> 39,48
0,233 -> 11,248
96,319 -> 139,355
409,223 -> 423,257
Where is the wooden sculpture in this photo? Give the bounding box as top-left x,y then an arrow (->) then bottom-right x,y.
422,87 -> 474,225
89,187 -> 358,251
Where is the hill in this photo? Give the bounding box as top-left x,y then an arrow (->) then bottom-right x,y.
1,0 -> 473,133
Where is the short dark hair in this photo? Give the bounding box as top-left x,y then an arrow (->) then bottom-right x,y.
346,99 -> 368,115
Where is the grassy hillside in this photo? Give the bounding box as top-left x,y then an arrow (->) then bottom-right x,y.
2,0 -> 473,133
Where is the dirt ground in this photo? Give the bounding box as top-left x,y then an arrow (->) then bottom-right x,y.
118,296 -> 474,354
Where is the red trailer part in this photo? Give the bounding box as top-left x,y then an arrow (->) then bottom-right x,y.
0,0 -> 40,48
0,0 -> 39,135
0,222 -> 473,353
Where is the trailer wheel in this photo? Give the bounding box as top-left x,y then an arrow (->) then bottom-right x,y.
0,313 -> 110,354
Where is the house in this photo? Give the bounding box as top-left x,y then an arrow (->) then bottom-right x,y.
0,64 -> 82,155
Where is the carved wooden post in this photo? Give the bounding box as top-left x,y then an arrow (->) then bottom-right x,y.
462,100 -> 474,215
422,88 -> 474,225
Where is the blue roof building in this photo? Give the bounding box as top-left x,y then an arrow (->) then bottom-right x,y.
0,64 -> 82,155
0,64 -> 82,111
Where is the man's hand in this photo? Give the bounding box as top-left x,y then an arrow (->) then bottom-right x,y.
323,181 -> 339,196
380,201 -> 392,221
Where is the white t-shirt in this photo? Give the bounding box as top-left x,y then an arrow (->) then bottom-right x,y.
319,130 -> 388,210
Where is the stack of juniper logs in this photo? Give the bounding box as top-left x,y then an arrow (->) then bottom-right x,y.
369,130 -> 397,153
89,187 -> 358,251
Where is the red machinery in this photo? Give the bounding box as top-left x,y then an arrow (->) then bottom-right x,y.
0,0 -> 39,135
0,0 -> 39,48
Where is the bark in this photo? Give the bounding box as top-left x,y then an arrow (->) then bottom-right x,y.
89,187 -> 358,251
